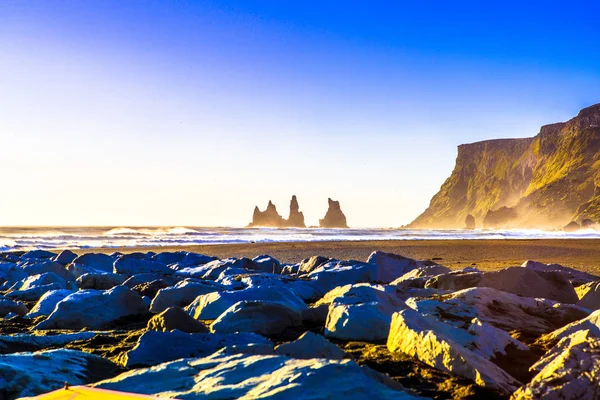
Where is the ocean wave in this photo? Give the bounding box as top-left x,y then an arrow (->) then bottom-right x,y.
0,226 -> 599,251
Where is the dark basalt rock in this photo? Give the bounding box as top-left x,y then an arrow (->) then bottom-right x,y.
248,196 -> 306,227
465,214 -> 476,230
319,198 -> 348,228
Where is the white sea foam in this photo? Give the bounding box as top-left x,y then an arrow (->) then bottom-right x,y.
0,227 -> 598,251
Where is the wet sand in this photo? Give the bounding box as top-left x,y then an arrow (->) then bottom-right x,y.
77,239 -> 600,275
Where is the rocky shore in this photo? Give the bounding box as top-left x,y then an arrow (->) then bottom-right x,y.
1,249 -> 599,399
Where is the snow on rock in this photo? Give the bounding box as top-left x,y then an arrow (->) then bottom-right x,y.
0,348 -> 120,398
210,300 -> 303,336
120,329 -> 272,367
95,352 -> 420,399
147,307 -> 209,333
34,285 -> 148,330
512,330 -> 600,399
187,286 -> 307,321
113,256 -> 174,276
77,273 -> 126,290
25,289 -> 74,319
0,297 -> 28,317
366,251 -> 429,283
521,260 -> 600,286
150,279 -> 224,313
0,332 -> 96,354
407,287 -> 590,337
387,308 -> 523,394
577,281 -> 600,310
275,331 -> 346,359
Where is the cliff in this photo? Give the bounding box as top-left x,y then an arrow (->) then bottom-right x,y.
248,196 -> 306,228
410,103 -> 600,229
319,198 -> 349,228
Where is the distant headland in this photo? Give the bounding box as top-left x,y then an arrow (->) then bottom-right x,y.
248,196 -> 348,228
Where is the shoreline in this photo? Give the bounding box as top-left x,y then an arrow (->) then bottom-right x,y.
64,238 -> 600,274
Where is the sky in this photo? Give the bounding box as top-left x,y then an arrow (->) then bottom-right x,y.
0,1 -> 599,227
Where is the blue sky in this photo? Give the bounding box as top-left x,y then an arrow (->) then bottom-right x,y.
1,1 -> 599,227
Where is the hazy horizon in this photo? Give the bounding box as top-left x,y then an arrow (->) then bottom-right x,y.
2,1 -> 599,227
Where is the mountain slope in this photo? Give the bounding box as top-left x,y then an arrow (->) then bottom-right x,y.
410,103 -> 600,229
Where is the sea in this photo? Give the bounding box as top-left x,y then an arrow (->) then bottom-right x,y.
1,226 -> 599,252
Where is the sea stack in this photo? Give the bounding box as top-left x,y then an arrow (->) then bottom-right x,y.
319,198 -> 348,228
248,196 -> 306,227
464,214 -> 475,230
286,195 -> 306,228
248,201 -> 285,227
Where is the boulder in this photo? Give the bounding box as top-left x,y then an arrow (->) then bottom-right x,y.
25,289 -> 74,319
0,297 -> 28,317
391,264 -> 452,286
319,198 -> 349,228
6,283 -> 66,302
521,260 -> 599,286
318,284 -> 406,341
21,250 -> 57,260
20,260 -> 72,280
298,255 -> 332,275
176,257 -> 257,280
512,330 -> 600,399
77,273 -> 126,290
366,251 -> 429,283
122,273 -> 178,288
424,270 -> 483,290
307,260 -> 374,293
132,279 -> 170,298
53,249 -> 77,265
0,261 -> 26,284
71,253 -> 114,273
147,307 -> 208,333
186,286 -> 307,321
120,329 -> 272,368
0,332 -> 96,354
150,251 -> 187,265
211,300 -> 303,336
538,309 -> 600,345
576,281 -> 600,310
477,267 -> 579,304
169,252 -> 217,269
252,255 -> 283,274
275,331 -> 346,359
94,352 -> 418,399
407,287 -> 590,338
35,285 -> 148,330
11,272 -> 66,291
0,349 -> 121,398
113,256 -> 174,275
387,309 -> 524,394
150,280 -> 224,313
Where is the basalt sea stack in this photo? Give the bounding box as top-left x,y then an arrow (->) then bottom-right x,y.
410,103 -> 600,229
319,198 -> 348,228
248,196 -> 306,228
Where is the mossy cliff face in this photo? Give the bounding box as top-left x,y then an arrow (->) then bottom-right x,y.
410,103 -> 600,229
